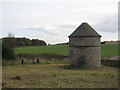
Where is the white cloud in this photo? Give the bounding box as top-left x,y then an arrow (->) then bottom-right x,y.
25,25 -> 61,35
1,0 -> 119,43
0,0 -> 119,3
58,24 -> 77,29
25,26 -> 67,44
93,14 -> 118,33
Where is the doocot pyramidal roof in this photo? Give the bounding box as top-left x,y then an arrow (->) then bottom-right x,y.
69,22 -> 101,37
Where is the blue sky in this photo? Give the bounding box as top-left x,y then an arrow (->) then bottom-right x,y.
0,0 -> 119,44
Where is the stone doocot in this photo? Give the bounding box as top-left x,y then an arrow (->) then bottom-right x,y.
69,23 -> 101,68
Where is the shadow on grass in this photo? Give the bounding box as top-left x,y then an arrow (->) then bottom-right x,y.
59,64 -> 118,71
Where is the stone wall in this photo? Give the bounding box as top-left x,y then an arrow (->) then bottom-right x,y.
69,37 -> 101,46
101,60 -> 119,67
69,37 -> 101,68
69,46 -> 101,68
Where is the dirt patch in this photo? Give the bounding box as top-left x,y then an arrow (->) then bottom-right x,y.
11,76 -> 21,80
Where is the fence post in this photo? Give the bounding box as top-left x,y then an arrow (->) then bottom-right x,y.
37,58 -> 39,63
21,59 -> 25,64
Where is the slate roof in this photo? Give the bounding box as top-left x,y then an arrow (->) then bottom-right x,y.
69,22 -> 101,37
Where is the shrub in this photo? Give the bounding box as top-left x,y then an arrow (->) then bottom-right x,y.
2,41 -> 15,60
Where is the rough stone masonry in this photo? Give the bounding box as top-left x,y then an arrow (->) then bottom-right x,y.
69,22 -> 101,68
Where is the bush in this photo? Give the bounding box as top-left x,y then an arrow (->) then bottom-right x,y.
101,41 -> 105,44
2,41 -> 15,60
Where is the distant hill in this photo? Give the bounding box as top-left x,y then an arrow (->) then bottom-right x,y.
102,41 -> 120,44
2,37 -> 47,47
56,42 -> 69,45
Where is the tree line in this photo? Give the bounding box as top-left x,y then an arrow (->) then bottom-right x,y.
2,37 -> 47,47
1,37 -> 47,60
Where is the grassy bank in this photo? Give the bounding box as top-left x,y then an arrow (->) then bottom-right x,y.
15,44 -> 119,57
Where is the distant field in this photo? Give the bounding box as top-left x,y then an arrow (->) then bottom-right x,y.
15,44 -> 119,57
15,45 -> 69,56
101,44 -> 119,57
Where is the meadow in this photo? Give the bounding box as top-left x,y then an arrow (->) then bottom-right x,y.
2,64 -> 118,88
2,44 -> 119,88
15,44 -> 119,57
15,45 -> 69,56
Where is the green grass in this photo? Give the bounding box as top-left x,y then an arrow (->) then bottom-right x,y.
101,44 -> 119,57
3,64 -> 118,88
15,45 -> 69,56
15,44 -> 119,57
3,44 -> 119,88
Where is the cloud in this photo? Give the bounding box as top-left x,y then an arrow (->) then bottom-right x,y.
58,24 -> 77,29
1,0 -> 119,43
93,14 -> 118,33
23,25 -> 69,44
24,25 -> 61,35
24,24 -> 77,36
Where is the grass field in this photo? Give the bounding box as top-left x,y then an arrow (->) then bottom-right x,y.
2,64 -> 118,88
15,45 -> 69,56
15,44 -> 119,57
3,44 -> 119,88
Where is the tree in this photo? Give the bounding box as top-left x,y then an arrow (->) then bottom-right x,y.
2,37 -> 47,47
2,41 -> 15,60
0,39 -> 2,59
7,33 -> 14,38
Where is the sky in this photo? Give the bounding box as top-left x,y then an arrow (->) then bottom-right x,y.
0,0 -> 119,44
